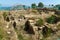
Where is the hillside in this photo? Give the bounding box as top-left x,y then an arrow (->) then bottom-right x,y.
0,9 -> 60,40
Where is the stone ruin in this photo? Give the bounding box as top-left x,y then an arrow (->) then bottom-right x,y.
13,21 -> 16,29
24,20 -> 35,34
6,16 -> 10,22
42,25 -> 56,37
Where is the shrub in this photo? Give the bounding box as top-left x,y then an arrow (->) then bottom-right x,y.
42,25 -> 53,37
3,12 -> 7,20
46,15 -> 59,24
35,18 -> 43,26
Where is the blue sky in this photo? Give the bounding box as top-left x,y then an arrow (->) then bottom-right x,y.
0,0 -> 60,7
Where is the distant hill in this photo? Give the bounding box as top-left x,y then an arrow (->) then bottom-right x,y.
0,7 -> 11,10
11,5 -> 30,10
0,5 -> 30,10
11,5 -> 24,10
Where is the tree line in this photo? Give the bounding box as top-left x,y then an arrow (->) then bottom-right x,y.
31,2 -> 44,9
31,2 -> 60,10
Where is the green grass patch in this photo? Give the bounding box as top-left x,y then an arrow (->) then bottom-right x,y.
35,18 -> 44,26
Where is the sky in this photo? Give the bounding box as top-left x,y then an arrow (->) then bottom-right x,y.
0,0 -> 60,7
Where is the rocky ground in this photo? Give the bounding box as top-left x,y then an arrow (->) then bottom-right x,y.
0,9 -> 60,40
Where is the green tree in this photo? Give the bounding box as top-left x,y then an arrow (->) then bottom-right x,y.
55,4 -> 60,7
58,7 -> 60,10
31,3 -> 37,9
38,2 -> 44,8
52,4 -> 54,6
55,4 -> 60,10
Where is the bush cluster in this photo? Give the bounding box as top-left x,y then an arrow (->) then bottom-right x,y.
46,15 -> 59,24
